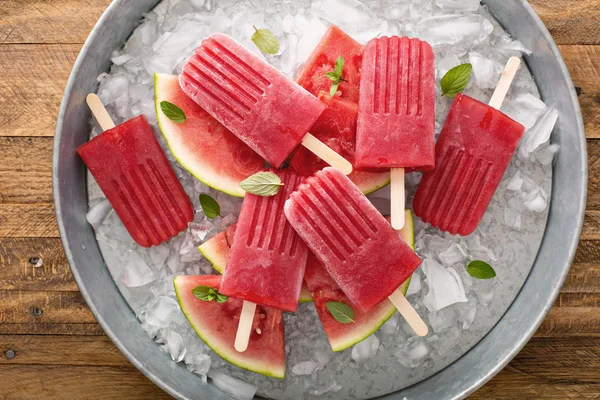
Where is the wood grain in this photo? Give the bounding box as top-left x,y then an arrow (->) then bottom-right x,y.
0,322 -> 103,336
0,44 -> 80,137
0,204 -> 58,238
0,365 -> 171,400
530,0 -> 600,45
0,0 -> 111,44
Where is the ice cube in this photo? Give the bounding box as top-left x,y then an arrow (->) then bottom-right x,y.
504,207 -> 522,231
309,381 -> 343,396
416,15 -> 494,47
502,93 -> 547,130
458,301 -> 477,330
388,4 -> 410,20
464,235 -> 497,261
469,52 -> 501,89
148,244 -> 169,268
208,372 -> 257,400
380,313 -> 401,334
142,296 -> 179,330
535,143 -> 560,165
97,74 -> 129,104
296,18 -> 327,63
166,252 -> 182,274
161,330 -> 187,362
292,360 -> 319,375
111,53 -> 133,66
422,259 -> 467,312
496,35 -> 533,55
435,329 -> 461,356
406,273 -> 422,297
435,0 -> 479,11
437,53 -> 461,77
428,307 -> 457,332
351,334 -> 380,364
438,243 -> 467,266
185,353 -> 211,377
522,187 -> 548,213
190,0 -> 206,9
209,8 -> 233,33
520,106 -> 559,156
86,199 -> 113,230
394,336 -> 429,368
506,171 -> 524,191
122,253 -> 155,288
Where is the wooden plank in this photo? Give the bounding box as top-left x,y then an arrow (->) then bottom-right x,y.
0,0 -> 111,44
0,44 -> 80,137
589,140 -> 600,210
536,294 -> 600,338
0,238 -> 75,291
0,137 -> 53,203
530,0 -> 600,45
582,210 -> 600,241
0,290 -> 96,325
0,365 -> 171,400
0,322 -> 103,336
0,204 -> 58,238
0,335 -> 129,366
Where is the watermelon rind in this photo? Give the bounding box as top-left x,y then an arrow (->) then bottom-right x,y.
154,74 -> 262,198
174,275 -> 286,379
361,174 -> 391,195
328,210 -> 414,352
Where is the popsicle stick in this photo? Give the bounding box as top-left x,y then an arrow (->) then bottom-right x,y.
86,93 -> 116,131
302,133 -> 353,175
234,301 -> 257,353
488,57 -> 522,111
390,168 -> 405,230
388,289 -> 428,337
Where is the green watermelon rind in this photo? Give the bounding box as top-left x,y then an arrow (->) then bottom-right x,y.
154,73 -> 248,198
174,276 -> 286,379
329,210 -> 414,352
360,174 -> 391,195
198,234 -> 314,303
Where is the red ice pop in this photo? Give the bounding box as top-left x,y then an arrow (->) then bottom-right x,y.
355,36 -> 435,230
284,167 -> 427,336
413,57 -> 525,236
180,34 -> 352,174
78,95 -> 194,247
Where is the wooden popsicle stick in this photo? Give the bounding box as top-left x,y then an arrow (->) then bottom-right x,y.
390,168 -> 405,230
488,57 -> 522,111
234,301 -> 257,353
388,289 -> 428,337
302,133 -> 353,175
86,93 -> 116,131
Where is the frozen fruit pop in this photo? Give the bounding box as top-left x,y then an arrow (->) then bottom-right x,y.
284,167 -> 425,337
355,36 -> 435,230
413,57 -> 525,236
180,33 -> 352,174
78,94 -> 194,247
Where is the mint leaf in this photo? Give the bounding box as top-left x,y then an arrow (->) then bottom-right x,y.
215,293 -> 229,303
252,27 -> 279,55
467,260 -> 497,279
334,56 -> 344,76
441,63 -> 473,98
330,81 -> 341,97
326,72 -> 339,81
326,301 -> 355,324
191,286 -> 229,303
200,194 -> 221,219
326,56 -> 346,97
160,101 -> 186,124
240,171 -> 283,196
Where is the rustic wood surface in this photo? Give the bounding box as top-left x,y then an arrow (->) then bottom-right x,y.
0,0 -> 598,398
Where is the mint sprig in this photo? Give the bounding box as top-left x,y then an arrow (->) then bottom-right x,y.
192,286 -> 229,303
326,301 -> 355,324
200,194 -> 221,219
441,63 -> 473,98
326,56 -> 347,97
240,172 -> 283,196
252,26 -> 279,55
160,101 -> 186,124
467,260 -> 496,280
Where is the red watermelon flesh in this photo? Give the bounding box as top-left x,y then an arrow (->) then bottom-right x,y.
295,25 -> 363,103
174,275 -> 286,378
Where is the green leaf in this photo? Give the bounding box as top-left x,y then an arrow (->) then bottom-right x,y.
251,27 -> 279,55
330,81 -> 341,97
326,301 -> 355,324
326,71 -> 339,81
200,194 -> 221,219
160,101 -> 186,124
441,63 -> 473,98
334,56 -> 345,76
215,293 -> 229,303
191,286 -> 213,301
467,260 -> 497,280
240,172 -> 284,196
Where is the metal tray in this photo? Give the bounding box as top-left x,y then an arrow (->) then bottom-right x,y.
53,1 -> 587,398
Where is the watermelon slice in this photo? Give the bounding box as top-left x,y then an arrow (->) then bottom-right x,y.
154,74 -> 264,197
174,275 -> 285,378
198,224 -> 313,303
305,210 -> 415,352
292,26 -> 389,194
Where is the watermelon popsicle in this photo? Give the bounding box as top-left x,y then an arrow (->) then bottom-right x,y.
355,36 -> 435,230
220,169 -> 309,352
413,57 -> 525,236
78,94 -> 194,247
180,33 -> 352,174
284,167 -> 427,336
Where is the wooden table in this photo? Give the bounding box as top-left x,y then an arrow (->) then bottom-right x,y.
0,1 -> 599,398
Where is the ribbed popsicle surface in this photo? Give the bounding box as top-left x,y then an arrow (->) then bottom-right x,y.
180,34 -> 326,167
356,36 -> 435,171
220,170 -> 308,312
413,94 -> 526,236
78,116 -> 194,247
284,167 -> 421,311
